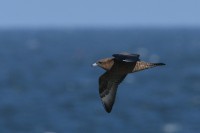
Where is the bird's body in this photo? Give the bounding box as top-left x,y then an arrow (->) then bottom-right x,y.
93,52 -> 165,113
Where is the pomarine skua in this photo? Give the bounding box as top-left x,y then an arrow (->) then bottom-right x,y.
92,52 -> 165,113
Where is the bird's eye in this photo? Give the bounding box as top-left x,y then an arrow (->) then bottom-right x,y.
98,61 -> 102,64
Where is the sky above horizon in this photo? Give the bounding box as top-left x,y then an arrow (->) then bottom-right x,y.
0,0 -> 200,28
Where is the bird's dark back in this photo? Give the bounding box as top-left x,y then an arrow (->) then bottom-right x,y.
110,59 -> 136,74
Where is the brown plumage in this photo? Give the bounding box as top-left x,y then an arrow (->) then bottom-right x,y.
92,52 -> 165,113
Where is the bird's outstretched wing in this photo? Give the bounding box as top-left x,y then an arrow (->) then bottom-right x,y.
99,71 -> 127,113
112,53 -> 140,62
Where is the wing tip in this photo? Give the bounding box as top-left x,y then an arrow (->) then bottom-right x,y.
113,52 -> 139,56
100,99 -> 113,113
112,53 -> 139,57
112,53 -> 140,62
103,103 -> 112,113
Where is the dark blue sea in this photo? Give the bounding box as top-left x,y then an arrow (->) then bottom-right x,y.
0,28 -> 200,133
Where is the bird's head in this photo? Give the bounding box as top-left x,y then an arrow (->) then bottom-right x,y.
92,58 -> 114,71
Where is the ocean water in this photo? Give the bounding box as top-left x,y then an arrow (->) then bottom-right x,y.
0,28 -> 200,133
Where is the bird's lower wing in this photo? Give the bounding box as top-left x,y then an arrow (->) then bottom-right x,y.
99,71 -> 127,113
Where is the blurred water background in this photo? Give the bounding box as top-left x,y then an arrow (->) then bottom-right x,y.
0,28 -> 200,133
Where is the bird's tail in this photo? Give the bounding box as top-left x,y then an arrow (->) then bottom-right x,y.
132,61 -> 165,73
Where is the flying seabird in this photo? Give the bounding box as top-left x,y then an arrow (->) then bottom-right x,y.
92,52 -> 165,113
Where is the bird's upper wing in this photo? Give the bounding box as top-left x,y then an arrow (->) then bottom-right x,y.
112,53 -> 140,62
99,71 -> 127,113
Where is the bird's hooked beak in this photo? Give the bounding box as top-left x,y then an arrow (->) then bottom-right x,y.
92,63 -> 98,67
